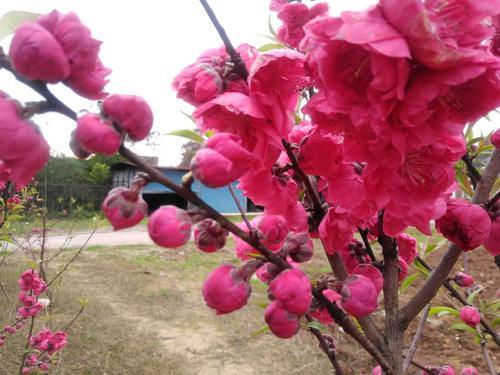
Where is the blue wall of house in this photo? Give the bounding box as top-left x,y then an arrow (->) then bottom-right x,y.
143,169 -> 247,213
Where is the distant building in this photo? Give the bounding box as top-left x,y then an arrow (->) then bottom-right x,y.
110,161 -> 259,214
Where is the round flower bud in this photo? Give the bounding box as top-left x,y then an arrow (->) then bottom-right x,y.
339,275 -> 378,318
264,301 -> 300,339
459,306 -> 481,328
257,215 -> 288,246
102,94 -> 153,141
102,187 -> 147,230
453,272 -> 474,288
435,199 -> 491,251
202,264 -> 251,314
193,218 -> 228,253
75,114 -> 121,156
268,268 -> 311,315
148,205 -> 192,248
283,232 -> 314,263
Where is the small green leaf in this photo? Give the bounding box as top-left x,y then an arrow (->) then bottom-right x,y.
428,306 -> 459,317
413,258 -> 430,276
251,325 -> 270,337
491,317 -> 500,327
400,273 -> 419,293
450,322 -> 477,333
0,11 -> 40,41
258,43 -> 284,52
167,129 -> 204,144
466,287 -> 484,305
307,321 -> 328,332
268,14 -> 277,37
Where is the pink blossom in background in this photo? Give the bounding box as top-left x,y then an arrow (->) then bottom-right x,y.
264,301 -> 300,339
193,219 -> 228,253
102,94 -> 154,141
339,274 -> 379,317
202,264 -> 251,314
9,22 -> 70,82
29,328 -> 67,355
460,367 -> 478,375
0,93 -> 50,187
269,268 -> 312,315
435,199 -> 491,251
148,205 -> 192,248
276,2 -> 329,49
372,366 -> 382,375
459,306 -> 481,328
102,187 -> 147,230
269,0 -> 288,12
18,269 -> 46,296
423,365 -> 456,375
75,114 -> 121,156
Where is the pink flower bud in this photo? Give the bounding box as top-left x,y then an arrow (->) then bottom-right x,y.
269,268 -> 312,315
21,368 -> 31,374
435,199 -> 491,251
39,363 -> 50,371
191,133 -> 254,188
460,367 -> 478,375
75,114 -> 121,156
102,94 -> 153,141
9,22 -> 70,82
459,306 -> 481,328
202,264 -> 251,314
256,262 -> 282,283
339,275 -> 378,317
491,129 -> 500,148
172,64 -> 223,106
69,131 -> 91,159
193,219 -> 228,253
372,366 -> 382,375
102,187 -> 147,230
257,215 -> 288,246
453,272 -> 474,288
352,264 -> 383,294
283,232 -> 314,263
3,325 -> 15,334
264,301 -> 300,339
148,205 -> 192,248
396,233 -> 418,264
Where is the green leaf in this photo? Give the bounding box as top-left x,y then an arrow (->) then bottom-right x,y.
424,242 -> 445,257
451,322 -> 477,334
413,258 -> 430,276
258,43 -> 284,52
428,306 -> 459,317
167,129 -> 204,144
466,287 -> 484,305
0,11 -> 40,41
400,273 -> 419,293
307,321 -> 328,332
251,325 -> 270,337
491,317 -> 500,327
268,14 -> 277,37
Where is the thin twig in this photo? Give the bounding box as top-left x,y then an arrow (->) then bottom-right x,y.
461,154 -> 481,189
228,184 -> 253,232
63,305 -> 85,333
197,0 -> 249,81
476,326 -> 497,375
305,314 -> 344,374
0,279 -> 10,302
358,228 -> 377,264
486,190 -> 500,209
403,304 -> 430,374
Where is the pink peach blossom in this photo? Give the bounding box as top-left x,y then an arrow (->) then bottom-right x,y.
339,274 -> 378,317
103,94 -> 154,141
319,207 -> 358,254
352,264 -> 383,294
264,301 -> 300,339
202,264 -> 251,314
460,306 -> 481,328
9,22 -> 70,82
256,215 -> 288,246
460,367 -> 478,375
147,205 -> 192,248
483,214 -> 500,256
435,199 -> 491,251
269,268 -> 312,315
75,114 -> 121,156
102,187 -> 147,230
453,272 -> 474,288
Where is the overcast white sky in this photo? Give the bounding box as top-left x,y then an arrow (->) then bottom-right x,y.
0,0 -> 497,166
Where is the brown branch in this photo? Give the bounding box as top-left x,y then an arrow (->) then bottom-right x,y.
476,326 -> 497,375
313,288 -> 394,374
358,228 -> 377,264
461,154 -> 481,189
305,314 -> 344,374
377,211 -> 402,374
197,0 -> 248,81
400,148 -> 500,326
402,304 -> 430,374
